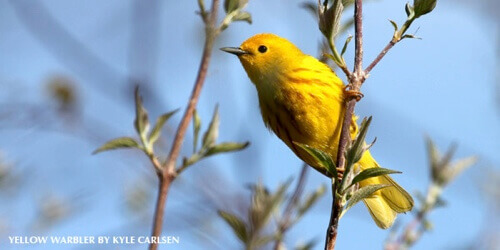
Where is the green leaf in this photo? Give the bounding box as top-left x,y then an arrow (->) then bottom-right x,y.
340,35 -> 352,57
232,11 -> 252,24
345,116 -> 372,172
205,142 -> 250,157
344,168 -> 402,192
293,142 -> 337,178
93,137 -> 140,154
148,109 -> 179,146
389,19 -> 398,32
298,184 -> 326,216
319,0 -> 344,39
218,210 -> 248,243
250,180 -> 291,231
413,0 -> 437,18
343,184 -> 390,213
193,109 -> 201,153
202,105 -> 220,148
224,0 -> 239,13
133,87 -> 150,142
405,2 -> 415,17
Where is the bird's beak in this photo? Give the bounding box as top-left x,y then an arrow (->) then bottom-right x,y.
220,47 -> 250,56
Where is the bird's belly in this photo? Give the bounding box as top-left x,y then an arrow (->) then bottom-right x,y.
260,87 -> 344,174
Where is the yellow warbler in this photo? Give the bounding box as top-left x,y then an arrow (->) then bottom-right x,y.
221,33 -> 413,229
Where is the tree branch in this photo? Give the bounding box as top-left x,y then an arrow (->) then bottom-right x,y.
148,1 -> 219,249
365,39 -> 397,75
325,0 -> 364,249
274,164 -> 308,250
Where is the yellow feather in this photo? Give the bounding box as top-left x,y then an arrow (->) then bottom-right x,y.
223,33 -> 413,229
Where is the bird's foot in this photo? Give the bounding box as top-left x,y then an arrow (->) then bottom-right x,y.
343,85 -> 364,101
336,167 -> 344,181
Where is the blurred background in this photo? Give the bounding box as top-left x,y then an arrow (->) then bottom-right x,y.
0,0 -> 498,249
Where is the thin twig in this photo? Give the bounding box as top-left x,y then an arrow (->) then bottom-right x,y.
273,164 -> 309,250
325,0 -> 364,249
365,40 -> 396,75
148,1 -> 219,249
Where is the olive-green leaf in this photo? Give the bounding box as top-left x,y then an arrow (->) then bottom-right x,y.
202,105 -> 220,149
232,11 -> 252,24
389,19 -> 398,32
413,0 -> 437,18
341,35 -> 353,57
344,184 -> 390,213
93,137 -> 139,155
405,2 -> 415,17
218,210 -> 248,243
133,87 -> 150,141
224,0 -> 239,13
205,142 -> 250,157
345,116 -> 372,171
193,109 -> 201,153
345,168 -> 402,192
148,109 -> 179,146
294,142 -> 337,178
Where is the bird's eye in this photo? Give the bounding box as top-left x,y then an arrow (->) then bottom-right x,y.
258,45 -> 267,53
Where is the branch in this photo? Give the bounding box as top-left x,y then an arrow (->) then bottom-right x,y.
364,39 -> 397,75
274,164 -> 308,250
149,1 -> 219,249
325,0 -> 363,249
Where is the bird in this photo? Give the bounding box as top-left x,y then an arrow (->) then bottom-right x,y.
221,33 -> 413,229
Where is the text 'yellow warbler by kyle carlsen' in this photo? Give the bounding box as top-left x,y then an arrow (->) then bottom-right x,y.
221,33 -> 413,229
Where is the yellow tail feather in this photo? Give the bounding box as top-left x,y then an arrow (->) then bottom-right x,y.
357,151 -> 414,228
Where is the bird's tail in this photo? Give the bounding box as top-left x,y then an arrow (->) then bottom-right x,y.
356,150 -> 414,229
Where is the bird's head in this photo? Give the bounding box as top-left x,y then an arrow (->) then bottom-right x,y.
221,33 -> 303,85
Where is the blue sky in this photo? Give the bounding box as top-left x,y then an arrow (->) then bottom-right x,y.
0,0 -> 498,249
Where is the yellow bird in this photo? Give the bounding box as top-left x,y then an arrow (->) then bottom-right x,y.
221,33 -> 413,229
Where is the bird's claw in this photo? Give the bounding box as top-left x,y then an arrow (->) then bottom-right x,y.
343,85 -> 364,101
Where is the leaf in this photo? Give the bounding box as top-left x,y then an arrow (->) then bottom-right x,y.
319,0 -> 344,39
443,156 -> 477,185
93,137 -> 139,154
202,105 -> 220,149
148,109 -> 179,146
133,87 -> 150,142
298,184 -> 326,216
405,2 -> 414,17
413,0 -> 437,18
193,109 -> 201,153
344,168 -> 402,192
251,180 -> 291,231
389,19 -> 398,32
345,116 -> 372,172
340,35 -> 353,57
343,184 -> 390,213
218,210 -> 248,243
232,11 -> 252,24
205,142 -> 250,157
425,136 -> 441,180
293,142 -> 337,178
224,0 -> 239,13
